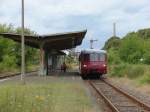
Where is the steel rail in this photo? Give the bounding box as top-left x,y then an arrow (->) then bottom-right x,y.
0,71 -> 36,80
89,81 -> 120,112
103,79 -> 150,111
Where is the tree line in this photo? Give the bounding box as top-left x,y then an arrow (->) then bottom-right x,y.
0,24 -> 39,72
103,28 -> 150,65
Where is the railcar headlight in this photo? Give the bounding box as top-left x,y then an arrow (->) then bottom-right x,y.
103,64 -> 106,67
83,64 -> 87,67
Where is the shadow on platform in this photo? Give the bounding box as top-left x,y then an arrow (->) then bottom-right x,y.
48,70 -> 80,77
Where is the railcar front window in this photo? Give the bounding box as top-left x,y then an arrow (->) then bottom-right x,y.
83,54 -> 90,61
90,53 -> 105,61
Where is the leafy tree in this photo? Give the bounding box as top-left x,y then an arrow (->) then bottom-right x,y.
143,40 -> 150,64
0,24 -> 39,72
0,24 -> 14,33
138,28 -> 150,39
15,27 -> 38,66
66,54 -> 75,64
107,48 -> 122,64
104,28 -> 150,65
119,34 -> 144,64
103,36 -> 121,50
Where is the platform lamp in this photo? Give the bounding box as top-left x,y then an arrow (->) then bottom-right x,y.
21,0 -> 25,82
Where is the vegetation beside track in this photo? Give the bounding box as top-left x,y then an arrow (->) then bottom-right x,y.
65,52 -> 79,70
0,65 -> 39,77
109,64 -> 150,84
0,80 -> 93,112
0,24 -> 39,74
104,28 -> 150,85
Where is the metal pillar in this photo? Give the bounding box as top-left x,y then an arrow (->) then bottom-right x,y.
21,0 -> 25,81
113,22 -> 116,37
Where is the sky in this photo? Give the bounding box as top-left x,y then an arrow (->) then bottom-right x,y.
0,0 -> 150,49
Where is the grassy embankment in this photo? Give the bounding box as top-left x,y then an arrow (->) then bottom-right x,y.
0,80 -> 93,112
0,65 -> 39,76
109,64 -> 150,85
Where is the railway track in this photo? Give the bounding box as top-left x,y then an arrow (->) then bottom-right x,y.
0,71 -> 36,80
89,79 -> 150,112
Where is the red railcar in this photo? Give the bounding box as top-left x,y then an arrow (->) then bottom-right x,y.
79,49 -> 107,79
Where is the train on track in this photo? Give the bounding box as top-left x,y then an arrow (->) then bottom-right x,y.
79,49 -> 107,79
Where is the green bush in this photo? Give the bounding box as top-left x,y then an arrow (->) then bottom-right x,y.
109,64 -> 146,79
0,55 -> 17,72
108,48 -> 122,65
144,51 -> 150,64
119,36 -> 144,64
109,63 -> 127,77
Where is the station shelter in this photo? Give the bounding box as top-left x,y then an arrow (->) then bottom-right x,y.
47,50 -> 66,73
0,30 -> 86,75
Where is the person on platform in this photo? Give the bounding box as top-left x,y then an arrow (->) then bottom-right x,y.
61,62 -> 67,73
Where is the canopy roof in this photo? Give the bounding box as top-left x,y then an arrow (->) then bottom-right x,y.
0,30 -> 86,50
48,50 -> 66,55
81,49 -> 107,54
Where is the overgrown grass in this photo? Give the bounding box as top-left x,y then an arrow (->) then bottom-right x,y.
0,63 -> 18,73
0,82 -> 93,112
0,64 -> 38,76
109,64 -> 150,85
26,65 -> 39,72
137,72 -> 150,84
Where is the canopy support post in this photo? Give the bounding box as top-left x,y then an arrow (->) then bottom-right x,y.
39,44 -> 46,76
45,50 -> 49,75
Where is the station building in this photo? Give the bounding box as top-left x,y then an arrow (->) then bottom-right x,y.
0,30 -> 86,75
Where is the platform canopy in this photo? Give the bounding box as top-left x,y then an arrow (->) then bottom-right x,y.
0,30 -> 87,50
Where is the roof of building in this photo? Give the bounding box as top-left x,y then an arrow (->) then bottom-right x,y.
48,50 -> 66,55
0,30 -> 87,50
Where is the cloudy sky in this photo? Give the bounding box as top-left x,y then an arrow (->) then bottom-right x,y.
0,0 -> 150,49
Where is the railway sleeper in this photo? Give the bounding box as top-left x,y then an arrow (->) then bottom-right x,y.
117,106 -> 144,112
